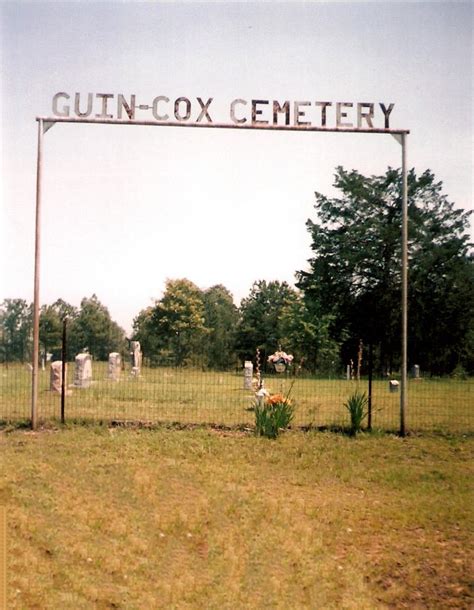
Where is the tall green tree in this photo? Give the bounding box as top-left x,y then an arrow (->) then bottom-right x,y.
147,279 -> 207,367
202,284 -> 239,370
279,296 -> 341,374
235,280 -> 298,364
68,294 -> 125,360
297,166 -> 473,375
39,299 -> 78,360
132,306 -> 161,365
39,305 -> 63,359
50,298 -> 78,322
0,299 -> 32,362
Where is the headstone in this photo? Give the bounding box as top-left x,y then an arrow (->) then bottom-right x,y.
130,341 -> 142,376
411,364 -> 420,379
50,361 -> 64,393
389,379 -> 399,393
108,352 -> 121,381
244,360 -> 253,389
74,353 -> 92,388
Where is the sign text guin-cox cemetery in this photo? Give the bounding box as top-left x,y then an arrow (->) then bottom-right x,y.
52,92 -> 395,130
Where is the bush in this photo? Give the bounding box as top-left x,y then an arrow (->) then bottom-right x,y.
344,390 -> 368,436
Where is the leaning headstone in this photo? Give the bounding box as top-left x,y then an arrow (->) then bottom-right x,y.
50,361 -> 64,393
130,341 -> 142,376
389,379 -> 399,393
74,353 -> 92,388
244,360 -> 253,390
108,352 -> 121,381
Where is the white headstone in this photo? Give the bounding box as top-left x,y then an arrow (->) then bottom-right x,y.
108,352 -> 121,381
74,353 -> 92,388
50,361 -> 64,393
244,360 -> 253,389
130,341 -> 142,376
389,379 -> 400,393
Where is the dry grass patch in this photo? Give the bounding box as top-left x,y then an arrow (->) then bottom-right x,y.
1,426 -> 473,609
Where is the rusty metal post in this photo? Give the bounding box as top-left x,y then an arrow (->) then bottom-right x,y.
31,119 -> 43,430
400,133 -> 408,437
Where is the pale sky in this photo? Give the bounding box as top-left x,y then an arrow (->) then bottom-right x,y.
1,1 -> 472,334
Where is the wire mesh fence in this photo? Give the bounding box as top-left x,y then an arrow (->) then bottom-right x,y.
1,360 -> 472,433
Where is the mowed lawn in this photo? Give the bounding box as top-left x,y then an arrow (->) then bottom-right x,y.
1,425 -> 473,609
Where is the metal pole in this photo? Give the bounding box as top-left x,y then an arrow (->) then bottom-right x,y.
31,119 -> 43,430
36,116 -> 409,136
400,133 -> 408,436
368,342 -> 373,431
61,317 -> 67,424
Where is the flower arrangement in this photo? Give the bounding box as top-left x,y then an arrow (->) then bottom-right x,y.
268,350 -> 294,373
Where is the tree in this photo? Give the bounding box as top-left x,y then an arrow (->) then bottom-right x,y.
147,279 -> 207,367
132,306 -> 161,366
202,285 -> 239,369
39,299 -> 78,360
235,280 -> 298,364
0,299 -> 32,362
39,305 -> 63,359
279,296 -> 341,374
50,298 -> 78,322
297,166 -> 473,375
68,294 -> 125,360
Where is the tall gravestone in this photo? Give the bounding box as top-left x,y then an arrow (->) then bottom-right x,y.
108,352 -> 121,381
50,361 -> 64,393
74,353 -> 92,388
130,341 -> 142,376
243,360 -> 253,390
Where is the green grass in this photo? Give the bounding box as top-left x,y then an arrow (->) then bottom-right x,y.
1,363 -> 473,433
1,426 -> 473,609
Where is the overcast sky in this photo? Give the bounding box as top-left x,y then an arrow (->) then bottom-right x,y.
1,1 -> 472,334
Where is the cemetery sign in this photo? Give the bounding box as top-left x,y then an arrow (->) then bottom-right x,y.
52,92 -> 396,130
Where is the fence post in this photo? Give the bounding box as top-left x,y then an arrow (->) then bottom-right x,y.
61,317 -> 68,424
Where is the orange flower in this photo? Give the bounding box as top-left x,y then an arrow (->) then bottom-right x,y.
266,393 -> 290,405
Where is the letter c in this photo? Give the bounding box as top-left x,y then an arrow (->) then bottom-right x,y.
152,96 -> 169,121
230,99 -> 247,124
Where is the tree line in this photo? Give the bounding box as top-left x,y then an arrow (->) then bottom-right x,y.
1,167 -> 472,376
0,295 -> 126,364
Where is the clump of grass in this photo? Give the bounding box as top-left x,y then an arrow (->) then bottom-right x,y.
344,390 -> 368,436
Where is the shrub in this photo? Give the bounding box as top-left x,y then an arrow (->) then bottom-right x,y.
344,390 -> 368,436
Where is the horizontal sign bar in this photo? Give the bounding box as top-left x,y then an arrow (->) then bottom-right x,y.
37,116 -> 409,135
48,92 -> 408,132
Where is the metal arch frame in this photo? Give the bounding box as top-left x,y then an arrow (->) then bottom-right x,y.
32,117 -> 409,435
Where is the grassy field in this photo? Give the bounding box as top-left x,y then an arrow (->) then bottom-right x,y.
1,425 -> 473,609
1,363 -> 473,433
